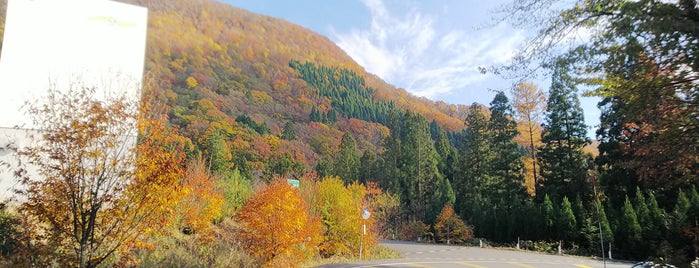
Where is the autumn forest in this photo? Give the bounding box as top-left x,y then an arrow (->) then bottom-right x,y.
0,0 -> 698,267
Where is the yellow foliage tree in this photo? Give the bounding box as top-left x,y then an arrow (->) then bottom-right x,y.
185,76 -> 198,88
176,157 -> 224,236
237,179 -> 321,267
307,177 -> 377,258
511,82 -> 546,196
13,87 -> 189,267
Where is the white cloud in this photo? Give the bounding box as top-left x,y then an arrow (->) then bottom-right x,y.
332,0 -> 525,99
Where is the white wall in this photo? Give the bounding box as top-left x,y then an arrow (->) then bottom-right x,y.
0,0 -> 148,199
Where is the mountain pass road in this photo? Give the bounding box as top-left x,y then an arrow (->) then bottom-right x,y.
319,240 -> 634,268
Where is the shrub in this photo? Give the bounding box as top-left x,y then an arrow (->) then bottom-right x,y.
399,221 -> 432,242
134,219 -> 255,267
434,204 -> 473,244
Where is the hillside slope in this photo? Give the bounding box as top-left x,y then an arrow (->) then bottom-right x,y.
0,0 -> 469,180
117,0 -> 468,173
130,0 -> 466,127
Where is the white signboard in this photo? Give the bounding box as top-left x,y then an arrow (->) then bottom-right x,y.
0,0 -> 148,198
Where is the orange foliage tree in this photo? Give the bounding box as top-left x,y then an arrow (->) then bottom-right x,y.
133,105 -> 192,233
12,87 -> 189,268
237,179 -> 321,266
433,205 -> 473,245
175,157 -> 224,236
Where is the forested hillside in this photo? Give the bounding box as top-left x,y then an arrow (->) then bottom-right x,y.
0,0 -> 698,266
121,0 -> 469,178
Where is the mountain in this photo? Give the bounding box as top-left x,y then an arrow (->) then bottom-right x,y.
116,0 -> 468,177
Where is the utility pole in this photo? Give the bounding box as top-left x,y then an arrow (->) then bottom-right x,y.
591,172 -> 606,268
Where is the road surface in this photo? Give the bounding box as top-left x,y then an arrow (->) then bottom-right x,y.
319,240 -> 633,268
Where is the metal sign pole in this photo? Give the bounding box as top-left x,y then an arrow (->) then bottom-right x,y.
360,207 -> 371,261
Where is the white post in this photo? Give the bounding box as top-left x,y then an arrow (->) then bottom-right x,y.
479,239 -> 483,248
609,242 -> 612,259
516,237 -> 520,250
359,221 -> 363,261
558,241 -> 562,255
360,208 -> 371,261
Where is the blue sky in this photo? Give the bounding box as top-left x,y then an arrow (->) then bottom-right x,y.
223,0 -> 601,137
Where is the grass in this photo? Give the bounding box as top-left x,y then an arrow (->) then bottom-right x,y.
301,245 -> 403,267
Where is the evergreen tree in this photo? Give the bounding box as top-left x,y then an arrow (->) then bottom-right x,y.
333,132 -> 360,183
539,62 -> 591,203
310,106 -> 320,122
455,104 -> 493,220
618,195 -> 642,254
542,194 -> 556,241
427,176 -> 456,225
668,189 -> 695,265
646,192 -> 666,237
281,121 -> 296,140
429,120 -> 441,141
263,152 -> 304,181
558,196 -> 577,242
572,195 -> 587,239
488,91 -> 526,201
643,192 -> 667,256
314,155 -> 334,178
689,186 -> 699,223
598,201 -> 613,244
434,126 -> 457,184
586,200 -> 613,257
358,150 -> 377,183
377,110 -> 403,194
673,189 -> 691,229
596,97 -> 641,207
398,112 -> 443,221
320,111 -> 328,123
327,109 -> 338,123
633,188 -> 651,234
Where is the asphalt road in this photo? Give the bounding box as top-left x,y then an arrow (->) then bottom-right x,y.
319,240 -> 634,268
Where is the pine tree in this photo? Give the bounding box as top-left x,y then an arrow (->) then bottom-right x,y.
558,196 -> 577,242
488,91 -> 526,202
542,194 -> 556,241
377,110 -> 403,194
333,132 -> 360,183
572,195 -> 587,238
689,186 -> 699,223
539,62 -> 591,203
643,191 -> 666,256
598,201 -> 613,244
434,126 -> 457,183
398,112 -> 443,221
358,150 -> 377,183
327,109 -> 338,123
455,104 -> 493,220
633,188 -> 651,233
310,106 -> 320,122
428,176 -> 456,224
646,192 -> 666,235
281,121 -> 296,140
673,189 -> 691,229
618,195 -> 642,253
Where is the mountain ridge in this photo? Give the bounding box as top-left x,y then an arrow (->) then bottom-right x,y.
125,0 -> 468,130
